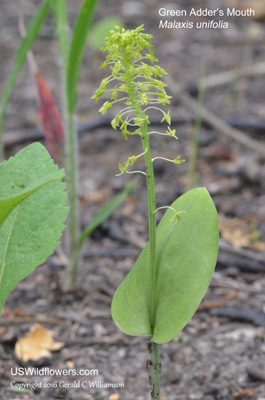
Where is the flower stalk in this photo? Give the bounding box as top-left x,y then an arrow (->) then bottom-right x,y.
92,25 -> 185,400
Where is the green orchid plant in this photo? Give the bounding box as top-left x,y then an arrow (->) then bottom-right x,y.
93,25 -> 219,400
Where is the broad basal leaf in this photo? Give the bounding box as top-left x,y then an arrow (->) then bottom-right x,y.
111,188 -> 219,343
0,168 -> 64,228
0,143 -> 68,314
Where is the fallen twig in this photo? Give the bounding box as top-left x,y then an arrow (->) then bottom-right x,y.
165,76 -> 265,156
3,115 -> 265,148
86,240 -> 265,273
198,289 -> 238,311
0,316 -> 70,326
187,61 -> 265,95
218,239 -> 265,273
211,272 -> 262,293
83,247 -> 140,259
210,308 -> 265,326
55,332 -> 138,346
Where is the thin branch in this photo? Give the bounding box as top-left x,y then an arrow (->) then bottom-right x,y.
165,76 -> 265,156
187,61 -> 265,95
3,115 -> 265,148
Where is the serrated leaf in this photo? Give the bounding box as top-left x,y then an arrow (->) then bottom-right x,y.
0,172 -> 63,229
0,143 -> 68,314
111,188 -> 219,343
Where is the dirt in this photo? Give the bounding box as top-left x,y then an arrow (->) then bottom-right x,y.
1,0 -> 265,399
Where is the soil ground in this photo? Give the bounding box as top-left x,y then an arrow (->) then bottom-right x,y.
1,1 -> 265,399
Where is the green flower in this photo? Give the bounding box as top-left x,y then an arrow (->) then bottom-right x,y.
166,127 -> 178,139
161,111 -> 171,125
140,93 -> 150,105
99,101 -> 113,115
173,156 -> 185,165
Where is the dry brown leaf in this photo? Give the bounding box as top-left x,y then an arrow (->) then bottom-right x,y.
15,324 -> 64,363
109,394 -> 120,400
219,217 -> 265,250
66,360 -> 75,369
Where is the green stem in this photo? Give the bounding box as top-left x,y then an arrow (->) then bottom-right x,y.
53,0 -> 80,290
124,57 -> 161,399
148,340 -> 161,400
141,120 -> 157,329
65,111 -> 80,290
61,63 -> 80,290
142,120 -> 161,400
125,68 -> 157,330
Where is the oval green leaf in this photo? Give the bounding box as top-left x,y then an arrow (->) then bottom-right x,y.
111,188 -> 219,343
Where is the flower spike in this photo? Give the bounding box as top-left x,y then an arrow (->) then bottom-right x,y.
92,25 -> 186,176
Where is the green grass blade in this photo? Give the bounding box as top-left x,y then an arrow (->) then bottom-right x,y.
79,180 -> 136,249
51,0 -> 68,67
0,0 -> 51,158
67,0 -> 98,113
